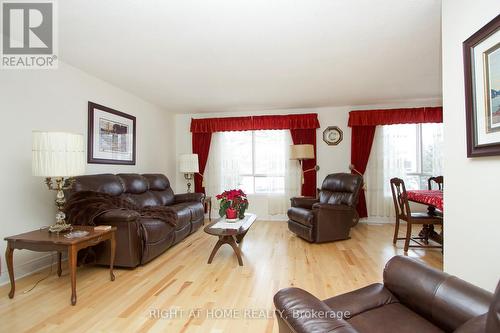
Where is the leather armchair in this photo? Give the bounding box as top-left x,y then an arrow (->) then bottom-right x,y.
287,173 -> 363,243
274,255 -> 499,333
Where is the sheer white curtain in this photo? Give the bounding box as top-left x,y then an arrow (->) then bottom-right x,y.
365,124 -> 443,218
204,130 -> 300,216
267,133 -> 301,215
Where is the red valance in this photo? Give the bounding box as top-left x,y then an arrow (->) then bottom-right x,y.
190,116 -> 253,133
348,107 -> 443,127
191,113 -> 320,133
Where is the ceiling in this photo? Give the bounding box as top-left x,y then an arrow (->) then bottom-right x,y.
59,0 -> 442,113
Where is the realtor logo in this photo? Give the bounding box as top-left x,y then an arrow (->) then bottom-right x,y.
1,0 -> 58,69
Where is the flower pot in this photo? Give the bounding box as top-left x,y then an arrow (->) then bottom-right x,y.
226,208 -> 237,219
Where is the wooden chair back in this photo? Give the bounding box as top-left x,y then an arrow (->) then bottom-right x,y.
428,176 -> 444,190
390,177 -> 411,220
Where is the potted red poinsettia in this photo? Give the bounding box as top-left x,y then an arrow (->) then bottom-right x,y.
216,189 -> 249,220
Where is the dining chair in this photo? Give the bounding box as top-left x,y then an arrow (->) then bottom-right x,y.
390,178 -> 443,252
428,175 -> 444,190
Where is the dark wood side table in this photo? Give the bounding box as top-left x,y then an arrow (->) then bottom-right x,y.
4,225 -> 116,305
203,196 -> 212,222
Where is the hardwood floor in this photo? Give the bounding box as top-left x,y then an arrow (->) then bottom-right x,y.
0,221 -> 442,332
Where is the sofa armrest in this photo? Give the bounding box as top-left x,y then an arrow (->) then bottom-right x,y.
274,287 -> 359,333
290,197 -> 319,209
92,209 -> 142,267
174,192 -> 205,204
94,209 -> 140,224
383,256 -> 493,332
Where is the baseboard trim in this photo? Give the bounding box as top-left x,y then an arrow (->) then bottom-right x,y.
0,252 -> 64,286
360,216 -> 393,224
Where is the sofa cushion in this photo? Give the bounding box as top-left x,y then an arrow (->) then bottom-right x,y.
121,192 -> 161,208
72,174 -> 124,196
347,303 -> 444,333
184,202 -> 205,221
152,190 -> 175,206
165,204 -> 192,230
323,283 -> 399,318
288,207 -> 315,227
117,174 -> 149,194
142,174 -> 170,190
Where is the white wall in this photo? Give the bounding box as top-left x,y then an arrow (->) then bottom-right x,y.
174,98 -> 441,220
0,62 -> 175,285
442,0 -> 500,292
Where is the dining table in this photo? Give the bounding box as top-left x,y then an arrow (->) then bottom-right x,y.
406,189 -> 443,245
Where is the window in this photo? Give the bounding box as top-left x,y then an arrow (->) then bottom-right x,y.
365,123 -> 443,217
216,130 -> 288,194
382,123 -> 443,190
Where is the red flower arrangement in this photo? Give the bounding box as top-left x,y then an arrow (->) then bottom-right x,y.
216,189 -> 249,219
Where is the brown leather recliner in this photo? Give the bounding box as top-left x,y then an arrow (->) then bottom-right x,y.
274,255 -> 500,333
287,173 -> 363,243
68,173 -> 205,267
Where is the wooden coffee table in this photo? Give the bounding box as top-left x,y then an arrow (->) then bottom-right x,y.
203,213 -> 256,266
4,225 -> 116,305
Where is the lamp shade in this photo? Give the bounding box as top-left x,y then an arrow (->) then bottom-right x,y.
179,154 -> 199,173
290,144 -> 314,160
32,131 -> 85,177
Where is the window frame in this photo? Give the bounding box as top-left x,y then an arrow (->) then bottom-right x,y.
236,130 -> 286,194
406,123 -> 434,178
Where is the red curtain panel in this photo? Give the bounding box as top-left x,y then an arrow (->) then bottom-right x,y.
192,133 -> 212,194
350,126 -> 376,218
290,129 -> 318,197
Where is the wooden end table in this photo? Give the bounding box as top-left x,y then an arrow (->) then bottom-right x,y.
4,225 -> 116,305
203,213 -> 256,266
203,196 -> 212,222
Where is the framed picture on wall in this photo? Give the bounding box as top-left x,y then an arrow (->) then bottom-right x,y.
463,14 -> 500,157
88,102 -> 136,165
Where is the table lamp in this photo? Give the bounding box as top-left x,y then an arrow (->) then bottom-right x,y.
32,131 -> 85,233
179,154 -> 199,193
290,144 -> 320,184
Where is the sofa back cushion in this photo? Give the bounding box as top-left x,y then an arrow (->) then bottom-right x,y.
143,174 -> 175,206
70,173 -> 175,208
117,174 -> 149,194
319,173 -> 363,207
71,174 -> 124,196
383,256 -> 493,332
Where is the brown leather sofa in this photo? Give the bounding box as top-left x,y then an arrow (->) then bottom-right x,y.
69,173 -> 204,267
287,173 -> 363,242
274,256 -> 499,333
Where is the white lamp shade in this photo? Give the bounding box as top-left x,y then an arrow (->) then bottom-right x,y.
32,131 -> 85,177
290,144 -> 315,160
179,154 -> 199,173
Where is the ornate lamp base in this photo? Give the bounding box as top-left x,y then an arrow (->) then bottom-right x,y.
184,173 -> 193,193
49,222 -> 72,233
45,177 -> 75,233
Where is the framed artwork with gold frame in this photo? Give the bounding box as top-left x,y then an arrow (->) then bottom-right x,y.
464,14 -> 500,157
